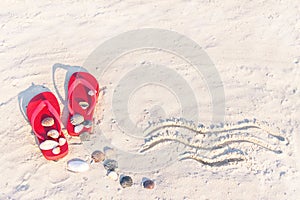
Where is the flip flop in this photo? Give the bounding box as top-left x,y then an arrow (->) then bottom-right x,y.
27,92 -> 68,160
67,72 -> 99,136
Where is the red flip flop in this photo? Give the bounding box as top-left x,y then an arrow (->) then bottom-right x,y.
27,92 -> 68,160
67,72 -> 99,136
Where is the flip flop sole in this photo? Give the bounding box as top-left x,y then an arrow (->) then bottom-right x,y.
27,92 -> 68,160
67,72 -> 99,136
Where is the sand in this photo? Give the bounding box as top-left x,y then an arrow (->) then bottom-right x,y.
1,0 -> 300,199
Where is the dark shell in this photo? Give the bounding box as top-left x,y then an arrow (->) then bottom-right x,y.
120,176 -> 133,188
103,159 -> 118,171
91,150 -> 105,163
83,120 -> 93,128
143,179 -> 155,189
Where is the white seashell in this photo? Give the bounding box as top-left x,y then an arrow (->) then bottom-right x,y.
79,101 -> 89,110
88,90 -> 96,96
74,124 -> 84,133
47,129 -> 59,139
107,171 -> 119,181
58,137 -> 67,146
52,147 -> 61,155
41,117 -> 54,127
67,159 -> 89,173
70,114 -> 84,126
39,140 -> 59,150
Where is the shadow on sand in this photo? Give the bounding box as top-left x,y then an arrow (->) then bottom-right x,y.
52,63 -> 87,124
18,63 -> 87,126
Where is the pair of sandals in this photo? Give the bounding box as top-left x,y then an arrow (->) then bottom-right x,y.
26,72 -> 99,160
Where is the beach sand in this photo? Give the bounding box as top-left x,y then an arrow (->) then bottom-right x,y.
0,0 -> 299,199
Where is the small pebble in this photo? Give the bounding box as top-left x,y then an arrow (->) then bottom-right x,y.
91,150 -> 105,163
107,171 -> 119,181
120,176 -> 133,188
143,179 -> 155,189
103,159 -> 118,171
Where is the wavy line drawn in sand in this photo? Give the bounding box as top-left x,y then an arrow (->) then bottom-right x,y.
141,117 -> 287,166
83,28 -> 288,172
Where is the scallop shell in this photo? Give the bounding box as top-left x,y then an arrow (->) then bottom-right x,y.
143,179 -> 155,189
120,176 -> 133,188
47,129 -> 59,139
107,171 -> 119,181
41,117 -> 54,127
103,159 -> 118,171
88,90 -> 96,96
67,158 -> 89,173
39,140 -> 59,150
58,137 -> 67,146
74,124 -> 84,133
70,114 -> 84,126
91,150 -> 105,163
52,147 -> 61,155
83,120 -> 92,128
79,101 -> 89,110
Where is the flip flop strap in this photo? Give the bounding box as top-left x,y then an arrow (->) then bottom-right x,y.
30,100 -> 61,140
68,78 -> 97,116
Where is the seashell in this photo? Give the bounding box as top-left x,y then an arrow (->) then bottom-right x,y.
79,101 -> 89,110
41,117 -> 54,127
70,114 -> 84,126
67,158 -> 89,173
39,140 -> 59,150
107,171 -> 119,181
143,179 -> 155,189
103,159 -> 118,171
74,124 -> 84,133
58,137 -> 67,146
47,129 -> 59,139
88,90 -> 96,96
91,150 -> 105,163
83,120 -> 92,128
52,147 -> 61,155
120,176 -> 133,188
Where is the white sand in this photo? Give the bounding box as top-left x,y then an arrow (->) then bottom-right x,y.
1,0 -> 300,199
